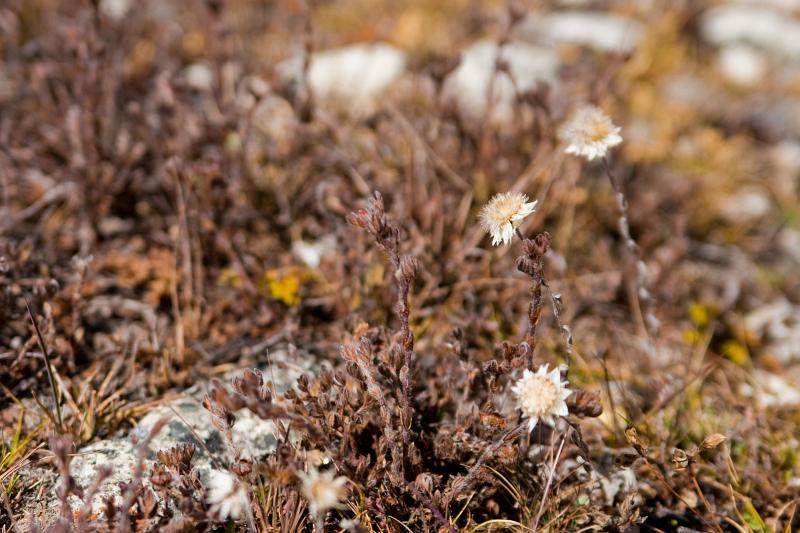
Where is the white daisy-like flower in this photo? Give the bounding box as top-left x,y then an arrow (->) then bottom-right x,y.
512,364 -> 572,431
298,465 -> 349,517
207,469 -> 249,521
560,105 -> 622,161
479,192 -> 538,246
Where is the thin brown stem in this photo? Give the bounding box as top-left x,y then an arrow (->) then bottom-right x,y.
601,155 -> 656,343
447,423 -> 526,508
531,430 -> 568,532
24,297 -> 63,433
517,233 -> 551,369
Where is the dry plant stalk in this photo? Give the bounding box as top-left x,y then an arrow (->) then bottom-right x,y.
347,191 -> 419,479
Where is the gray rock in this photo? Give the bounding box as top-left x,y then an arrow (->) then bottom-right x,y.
700,5 -> 800,60
441,40 -> 558,125
278,43 -> 407,117
21,348 -> 314,528
515,11 -> 643,53
717,44 -> 768,86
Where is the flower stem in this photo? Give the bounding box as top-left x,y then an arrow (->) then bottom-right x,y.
601,155 -> 657,342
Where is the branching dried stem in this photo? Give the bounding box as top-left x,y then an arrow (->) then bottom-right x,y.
404,480 -> 457,533
531,430 -> 569,532
446,423 -> 526,508
340,338 -> 401,460
117,416 -> 169,532
347,191 -> 418,479
515,231 -> 552,369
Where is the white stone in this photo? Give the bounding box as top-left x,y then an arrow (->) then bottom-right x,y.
719,187 -> 772,222
441,40 -> 558,125
745,299 -> 800,363
778,228 -> 800,263
279,43 -> 406,116
182,62 -> 214,92
731,0 -> 800,10
718,44 -> 767,86
701,5 -> 800,59
99,0 -> 130,21
250,95 -> 298,154
517,11 -> 643,53
292,235 -> 337,268
772,140 -> 800,172
741,370 -> 800,406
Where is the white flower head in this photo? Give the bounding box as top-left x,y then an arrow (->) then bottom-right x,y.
479,192 -> 538,246
511,364 -> 572,431
207,469 -> 249,521
299,465 -> 349,517
560,105 -> 622,161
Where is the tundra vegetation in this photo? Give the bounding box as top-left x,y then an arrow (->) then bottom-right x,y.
1,0 -> 799,532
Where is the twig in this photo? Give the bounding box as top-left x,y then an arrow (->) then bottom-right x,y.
601,155 -> 657,345
448,423 -> 526,507
116,416 -> 169,532
514,231 -> 552,369
347,192 -> 418,479
405,480 -> 458,533
531,430 -> 568,532
24,297 -> 63,433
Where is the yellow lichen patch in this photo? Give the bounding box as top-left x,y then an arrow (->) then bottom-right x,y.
722,340 -> 750,366
263,267 -> 310,306
218,267 -> 243,289
682,328 -> 702,345
688,301 -> 715,329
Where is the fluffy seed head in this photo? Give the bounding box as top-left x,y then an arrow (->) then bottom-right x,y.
299,466 -> 348,517
511,364 -> 572,431
479,192 -> 538,246
560,105 -> 622,161
207,469 -> 249,520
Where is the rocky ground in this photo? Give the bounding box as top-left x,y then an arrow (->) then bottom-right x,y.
2,0 -> 800,531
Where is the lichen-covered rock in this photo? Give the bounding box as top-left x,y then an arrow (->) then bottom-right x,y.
20,349 -> 313,529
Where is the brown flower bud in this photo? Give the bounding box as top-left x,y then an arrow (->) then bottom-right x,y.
396,255 -> 419,283
415,473 -> 434,494
567,389 -> 604,418
516,256 -> 537,276
521,238 -> 538,256
150,464 -> 172,488
701,433 -> 727,450
671,448 -> 690,469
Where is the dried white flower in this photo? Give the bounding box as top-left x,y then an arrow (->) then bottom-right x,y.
560,105 -> 622,161
299,466 -> 348,517
512,364 -> 572,431
479,192 -> 538,246
207,469 -> 249,521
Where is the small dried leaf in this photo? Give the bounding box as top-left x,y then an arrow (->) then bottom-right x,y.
567,389 -> 603,418
624,427 -> 640,447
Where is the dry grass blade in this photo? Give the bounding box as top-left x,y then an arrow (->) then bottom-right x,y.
23,297 -> 63,434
